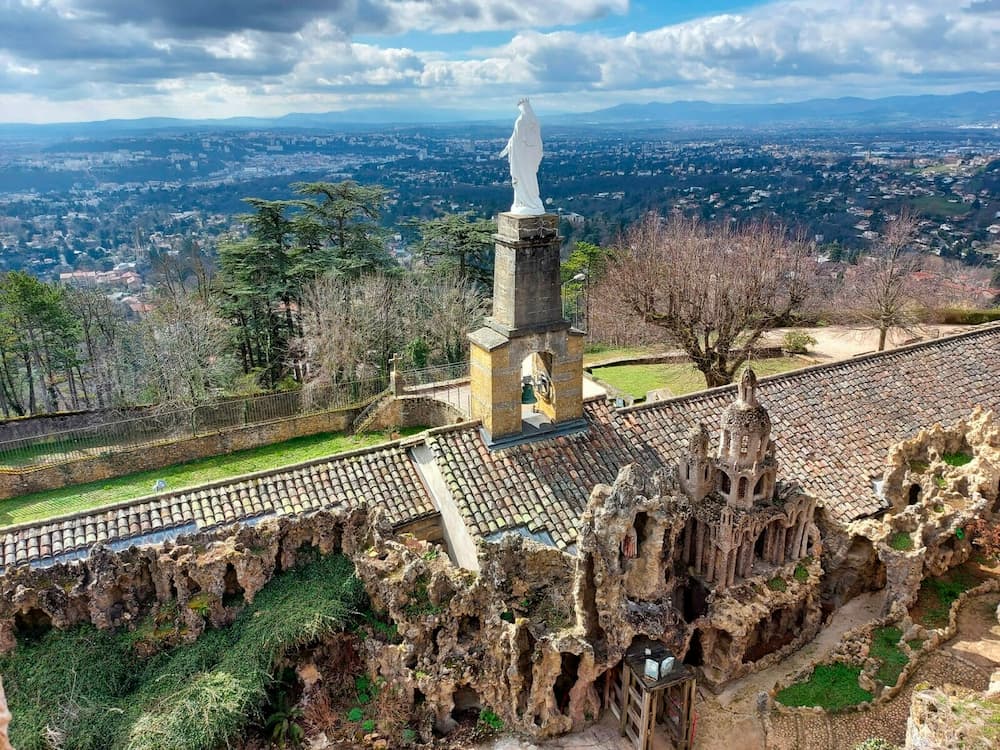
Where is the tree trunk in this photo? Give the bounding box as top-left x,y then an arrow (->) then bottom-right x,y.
878,326 -> 888,352
0,354 -> 24,417
75,365 -> 91,408
22,352 -> 36,415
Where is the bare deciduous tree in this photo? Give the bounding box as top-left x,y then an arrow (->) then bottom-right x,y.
297,273 -> 485,392
142,289 -> 238,408
850,211 -> 920,351
603,212 -> 813,388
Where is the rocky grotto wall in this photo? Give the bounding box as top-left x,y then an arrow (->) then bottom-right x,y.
905,678 -> 1000,750
2,411 -> 994,744
831,408 -> 1000,620
0,462 -> 827,742
0,509 -> 368,654
349,461 -> 825,742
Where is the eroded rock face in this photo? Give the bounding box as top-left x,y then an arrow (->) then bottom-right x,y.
0,509 -> 367,654
834,408 -> 1000,619
906,683 -> 1000,750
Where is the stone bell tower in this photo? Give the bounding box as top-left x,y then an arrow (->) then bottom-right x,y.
468,213 -> 585,444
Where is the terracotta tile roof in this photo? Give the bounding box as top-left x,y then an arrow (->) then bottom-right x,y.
1,443 -> 432,571
429,400 -> 656,549
427,325 -> 1000,546
619,324 -> 1000,523
2,324 -> 998,568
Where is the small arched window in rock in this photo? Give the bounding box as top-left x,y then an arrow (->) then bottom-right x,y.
908,484 -> 921,505
738,476 -> 748,500
703,465 -> 709,481
685,464 -> 691,480
720,471 -> 732,494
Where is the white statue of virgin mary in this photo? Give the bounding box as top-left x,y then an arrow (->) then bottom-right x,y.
499,98 -> 545,216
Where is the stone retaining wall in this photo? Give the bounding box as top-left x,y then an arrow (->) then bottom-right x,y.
0,407 -> 361,500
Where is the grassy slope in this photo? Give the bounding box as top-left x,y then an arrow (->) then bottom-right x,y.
0,427 -> 425,529
1,553 -> 366,750
591,356 -> 806,400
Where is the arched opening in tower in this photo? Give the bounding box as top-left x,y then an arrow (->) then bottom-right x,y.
520,351 -> 554,431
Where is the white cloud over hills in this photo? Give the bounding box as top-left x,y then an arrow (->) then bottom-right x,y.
0,0 -> 997,122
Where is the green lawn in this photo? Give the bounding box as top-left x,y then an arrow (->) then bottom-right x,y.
870,626 -> 909,687
775,662 -> 873,711
0,427 -> 425,529
591,356 -> 807,400
582,344 -> 657,366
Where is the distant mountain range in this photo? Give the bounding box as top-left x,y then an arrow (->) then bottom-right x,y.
558,90 -> 1000,128
1,90 -> 998,138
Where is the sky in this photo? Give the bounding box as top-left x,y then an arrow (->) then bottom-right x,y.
1,0 -> 999,123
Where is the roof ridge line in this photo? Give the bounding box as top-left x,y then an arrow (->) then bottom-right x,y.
422,419 -> 481,438
619,322 -> 1000,414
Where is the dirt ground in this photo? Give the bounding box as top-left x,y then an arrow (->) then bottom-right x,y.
761,324 -> 973,362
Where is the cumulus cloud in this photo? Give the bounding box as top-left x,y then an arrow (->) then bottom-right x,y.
72,0 -> 628,37
0,0 -> 997,121
449,0 -> 1000,101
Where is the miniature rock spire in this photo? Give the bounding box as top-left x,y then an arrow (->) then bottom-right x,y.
680,423 -> 713,501
716,365 -> 776,509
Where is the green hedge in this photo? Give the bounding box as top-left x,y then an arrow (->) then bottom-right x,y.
921,307 -> 1000,325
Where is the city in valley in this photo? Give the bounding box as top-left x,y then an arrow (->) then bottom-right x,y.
0,2 -> 999,749
1,124 -> 998,300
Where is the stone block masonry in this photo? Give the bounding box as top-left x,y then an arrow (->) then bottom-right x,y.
469,212 -> 584,441
491,213 -> 563,332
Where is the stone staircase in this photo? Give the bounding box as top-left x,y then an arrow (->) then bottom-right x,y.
350,390 -> 393,434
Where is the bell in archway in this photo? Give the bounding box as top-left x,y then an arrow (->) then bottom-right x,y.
521,381 -> 537,404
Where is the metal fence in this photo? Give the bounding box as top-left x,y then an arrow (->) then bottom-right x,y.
399,361 -> 469,388
0,375 -> 388,469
